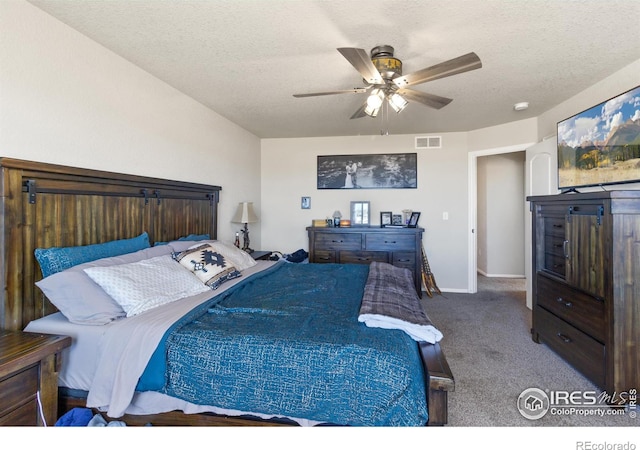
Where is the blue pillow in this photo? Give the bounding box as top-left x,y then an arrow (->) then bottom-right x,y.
35,232 -> 151,278
154,233 -> 210,246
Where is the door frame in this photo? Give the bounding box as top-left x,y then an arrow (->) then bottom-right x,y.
467,142 -> 536,293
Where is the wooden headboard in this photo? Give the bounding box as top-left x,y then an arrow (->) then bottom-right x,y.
0,158 -> 221,331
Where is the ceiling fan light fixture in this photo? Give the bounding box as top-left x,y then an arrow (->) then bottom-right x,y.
388,93 -> 408,113
366,89 -> 384,109
364,104 -> 380,117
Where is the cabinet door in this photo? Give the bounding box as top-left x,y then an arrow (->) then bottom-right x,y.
565,210 -> 606,299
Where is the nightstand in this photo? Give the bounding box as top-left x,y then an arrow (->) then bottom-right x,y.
250,250 -> 273,261
0,331 -> 71,426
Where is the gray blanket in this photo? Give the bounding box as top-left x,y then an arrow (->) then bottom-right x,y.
358,262 -> 443,343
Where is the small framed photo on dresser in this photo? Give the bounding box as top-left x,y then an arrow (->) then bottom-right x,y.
407,212 -> 421,228
380,211 -> 392,227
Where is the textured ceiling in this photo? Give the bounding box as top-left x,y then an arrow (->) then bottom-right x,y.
27,0 -> 640,139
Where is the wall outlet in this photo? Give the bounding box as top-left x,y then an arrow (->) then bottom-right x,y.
442,212 -> 449,220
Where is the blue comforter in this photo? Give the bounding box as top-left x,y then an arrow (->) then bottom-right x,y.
138,262 -> 428,426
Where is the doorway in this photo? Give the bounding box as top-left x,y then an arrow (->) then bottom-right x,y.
467,143 -> 535,293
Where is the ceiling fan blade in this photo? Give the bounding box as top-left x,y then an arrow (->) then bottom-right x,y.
293,87 -> 368,98
393,52 -> 482,87
337,48 -> 385,85
350,102 -> 368,119
397,89 -> 453,110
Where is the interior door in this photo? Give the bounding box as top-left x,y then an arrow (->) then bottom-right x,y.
525,139 -> 557,308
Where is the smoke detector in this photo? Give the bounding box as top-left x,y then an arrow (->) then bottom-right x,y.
514,102 -> 529,111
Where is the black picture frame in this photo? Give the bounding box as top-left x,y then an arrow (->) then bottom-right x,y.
407,212 -> 421,228
301,196 -> 311,209
317,153 -> 417,189
380,211 -> 392,227
392,214 -> 403,226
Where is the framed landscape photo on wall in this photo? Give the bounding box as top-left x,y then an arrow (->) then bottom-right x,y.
317,153 -> 417,189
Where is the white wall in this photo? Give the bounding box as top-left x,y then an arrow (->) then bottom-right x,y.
261,132 -> 471,291
0,0 -> 262,246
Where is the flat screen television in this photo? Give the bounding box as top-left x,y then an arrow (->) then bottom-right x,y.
557,84 -> 640,191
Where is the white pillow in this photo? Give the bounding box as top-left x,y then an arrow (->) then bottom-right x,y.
83,255 -> 210,317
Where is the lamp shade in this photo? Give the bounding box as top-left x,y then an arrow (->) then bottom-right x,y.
231,202 -> 259,224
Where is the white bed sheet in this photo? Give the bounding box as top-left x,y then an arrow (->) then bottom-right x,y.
25,260 -> 318,425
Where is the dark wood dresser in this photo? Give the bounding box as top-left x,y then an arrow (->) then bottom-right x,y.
0,331 -> 71,426
528,191 -> 640,396
307,226 -> 424,296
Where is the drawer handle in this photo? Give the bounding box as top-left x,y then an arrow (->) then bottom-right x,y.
357,257 -> 370,261
319,256 -> 331,260
553,224 -> 563,228
384,240 -> 397,244
563,240 -> 569,259
331,240 -> 344,243
554,243 -> 563,248
557,333 -> 572,344
397,259 -> 411,262
555,297 -> 573,308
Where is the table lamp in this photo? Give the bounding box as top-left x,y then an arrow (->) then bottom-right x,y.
232,202 -> 258,253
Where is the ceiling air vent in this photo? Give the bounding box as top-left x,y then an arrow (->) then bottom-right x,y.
415,136 -> 442,149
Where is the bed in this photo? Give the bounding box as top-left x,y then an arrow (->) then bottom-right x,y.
0,158 -> 454,426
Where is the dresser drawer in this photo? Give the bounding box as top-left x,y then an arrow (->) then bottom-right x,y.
312,250 -> 336,263
537,274 -> 605,342
543,253 -> 566,277
340,251 -> 388,265
314,232 -> 361,250
544,216 -> 566,238
391,251 -> 416,270
0,364 -> 39,419
544,235 -> 566,258
365,233 -> 414,251
535,306 -> 605,387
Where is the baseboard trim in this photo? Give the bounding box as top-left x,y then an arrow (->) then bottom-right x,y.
477,270 -> 524,279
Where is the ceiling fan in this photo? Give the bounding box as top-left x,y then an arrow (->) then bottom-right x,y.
293,45 -> 482,119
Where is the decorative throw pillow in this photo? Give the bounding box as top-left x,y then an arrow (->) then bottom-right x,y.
35,232 -> 151,278
83,255 -> 211,317
172,244 -> 241,289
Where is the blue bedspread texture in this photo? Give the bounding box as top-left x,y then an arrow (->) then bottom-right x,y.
138,262 -> 428,426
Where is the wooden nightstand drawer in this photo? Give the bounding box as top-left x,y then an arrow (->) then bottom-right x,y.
0,399 -> 38,426
314,232 -> 361,250
0,331 -> 71,426
0,364 -> 39,419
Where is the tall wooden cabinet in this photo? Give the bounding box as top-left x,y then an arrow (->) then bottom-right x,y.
528,191 -> 640,395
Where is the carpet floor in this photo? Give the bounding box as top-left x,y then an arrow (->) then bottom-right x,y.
422,276 -> 638,427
